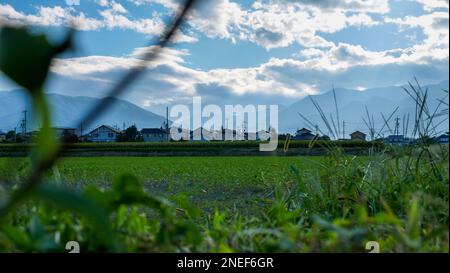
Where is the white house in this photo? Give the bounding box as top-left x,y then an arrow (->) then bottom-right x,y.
435,132 -> 449,144
86,125 -> 121,142
350,131 -> 366,141
141,128 -> 169,142
292,128 -> 315,140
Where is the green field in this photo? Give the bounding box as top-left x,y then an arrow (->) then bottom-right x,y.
1,156 -> 327,215
0,150 -> 448,253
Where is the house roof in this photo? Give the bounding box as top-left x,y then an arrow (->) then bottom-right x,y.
350,131 -> 366,136
297,128 -> 311,132
52,127 -> 76,130
88,125 -> 122,134
141,128 -> 167,134
295,132 -> 315,136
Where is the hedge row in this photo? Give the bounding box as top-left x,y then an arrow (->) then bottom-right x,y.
0,140 -> 385,152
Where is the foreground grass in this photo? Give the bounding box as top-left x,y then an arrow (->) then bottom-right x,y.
0,147 -> 448,253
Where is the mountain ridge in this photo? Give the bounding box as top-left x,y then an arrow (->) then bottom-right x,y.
0,90 -> 167,133
0,80 -> 448,136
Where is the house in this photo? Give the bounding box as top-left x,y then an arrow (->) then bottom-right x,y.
52,127 -> 77,138
386,134 -> 405,145
350,131 -> 366,141
191,127 -> 217,141
86,125 -> 121,142
246,132 -> 258,141
141,128 -> 169,142
256,130 -> 272,141
292,128 -> 315,140
435,132 -> 449,144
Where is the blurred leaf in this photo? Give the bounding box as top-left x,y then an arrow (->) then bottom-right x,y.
27,215 -> 45,240
0,225 -> 31,250
111,173 -> 171,215
30,91 -> 57,165
407,195 -> 421,242
112,173 -> 146,203
0,27 -> 71,92
33,184 -> 117,251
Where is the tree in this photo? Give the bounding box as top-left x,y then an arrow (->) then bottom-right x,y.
117,125 -> 140,142
62,131 -> 79,143
5,130 -> 15,141
5,130 -> 23,142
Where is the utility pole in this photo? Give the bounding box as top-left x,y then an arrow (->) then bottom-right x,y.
342,120 -> 346,140
80,121 -> 83,141
166,106 -> 169,141
315,124 -> 319,135
20,110 -> 27,138
394,117 -> 400,136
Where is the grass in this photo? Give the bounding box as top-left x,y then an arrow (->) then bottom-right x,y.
1,156 -> 325,215
0,148 -> 448,253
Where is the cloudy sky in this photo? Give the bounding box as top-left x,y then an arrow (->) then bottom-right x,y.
0,0 -> 448,114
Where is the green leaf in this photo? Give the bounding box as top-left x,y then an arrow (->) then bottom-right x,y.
0,27 -> 71,92
27,215 -> 45,241
111,173 -> 171,215
32,184 -> 117,251
0,225 -> 31,250
112,173 -> 146,203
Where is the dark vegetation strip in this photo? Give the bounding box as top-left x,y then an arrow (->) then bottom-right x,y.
0,141 -> 385,156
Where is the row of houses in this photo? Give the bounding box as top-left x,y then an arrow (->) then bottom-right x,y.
290,128 -> 449,145
86,125 -> 270,142
291,128 -> 367,141
81,125 -> 171,142
1,125 -> 448,144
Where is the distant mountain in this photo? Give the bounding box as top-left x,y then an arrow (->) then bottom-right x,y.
0,90 -> 167,134
1,80 -> 448,137
279,80 -> 449,137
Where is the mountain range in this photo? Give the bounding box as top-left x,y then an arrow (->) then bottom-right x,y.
0,91 -> 167,134
279,80 -> 449,137
0,80 -> 448,137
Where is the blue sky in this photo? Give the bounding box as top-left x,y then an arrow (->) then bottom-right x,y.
0,0 -> 448,114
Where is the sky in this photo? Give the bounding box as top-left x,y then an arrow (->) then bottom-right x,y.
0,0 -> 449,115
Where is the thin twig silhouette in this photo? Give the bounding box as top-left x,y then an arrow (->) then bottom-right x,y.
0,0 -> 198,217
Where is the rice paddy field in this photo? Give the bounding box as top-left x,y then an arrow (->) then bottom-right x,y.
1,156 -> 329,215
0,149 -> 448,253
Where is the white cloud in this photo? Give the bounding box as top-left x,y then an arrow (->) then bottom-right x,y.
97,0 -> 128,13
385,11 -> 449,53
413,0 -> 449,11
98,9 -> 163,34
48,35 -> 448,110
277,0 -> 390,13
0,1 -> 390,50
0,3 -> 197,43
241,2 -> 384,49
98,0 -> 110,7
0,4 -> 101,30
131,0 -> 384,49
